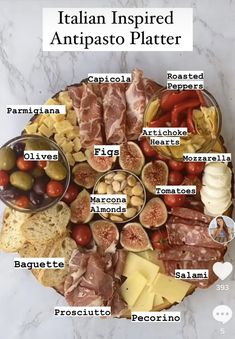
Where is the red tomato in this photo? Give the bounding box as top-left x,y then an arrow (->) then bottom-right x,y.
47,181 -> 64,198
16,156 -> 34,171
168,160 -> 185,171
164,194 -> 186,208
140,138 -> 156,157
168,171 -> 184,185
63,183 -> 79,204
15,195 -> 30,208
150,229 -> 169,250
0,170 -> 9,187
37,160 -> 47,169
71,224 -> 92,246
186,162 -> 205,175
186,174 -> 197,181
155,152 -> 169,162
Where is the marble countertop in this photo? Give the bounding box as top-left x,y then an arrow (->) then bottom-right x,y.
0,0 -> 235,338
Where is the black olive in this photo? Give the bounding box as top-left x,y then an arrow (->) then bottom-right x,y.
29,191 -> 44,206
33,177 -> 49,195
13,142 -> 25,156
0,187 -> 21,199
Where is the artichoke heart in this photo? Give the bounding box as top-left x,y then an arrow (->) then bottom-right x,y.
145,98 -> 160,125
192,106 -> 218,138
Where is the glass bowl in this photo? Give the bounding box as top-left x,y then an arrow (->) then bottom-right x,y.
144,88 -> 222,161
0,134 -> 70,213
92,169 -> 146,223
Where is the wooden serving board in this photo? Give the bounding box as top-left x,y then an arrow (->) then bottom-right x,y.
23,82 -> 233,316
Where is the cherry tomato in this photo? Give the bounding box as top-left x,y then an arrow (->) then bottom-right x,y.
155,152 -> 169,162
63,183 -> 79,204
15,195 -> 30,208
0,170 -> 9,187
168,160 -> 185,171
140,138 -> 156,157
186,162 -> 205,175
186,174 -> 197,181
37,160 -> 47,169
150,229 -> 169,250
46,180 -> 64,198
168,171 -> 184,185
71,224 -> 92,247
164,194 -> 186,208
16,156 -> 34,171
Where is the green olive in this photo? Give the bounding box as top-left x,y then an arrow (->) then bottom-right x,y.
0,147 -> 16,170
24,140 -> 51,151
45,161 -> 67,181
10,171 -> 34,191
31,167 -> 44,178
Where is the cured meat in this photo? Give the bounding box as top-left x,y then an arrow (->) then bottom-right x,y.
126,68 -> 146,140
112,250 -> 128,279
168,216 -> 209,228
163,260 -> 220,288
64,250 -> 127,316
166,219 -> 224,249
71,83 -> 103,147
107,288 -> 127,317
143,78 -> 161,102
171,207 -> 213,224
102,83 -> 127,144
159,245 -> 224,262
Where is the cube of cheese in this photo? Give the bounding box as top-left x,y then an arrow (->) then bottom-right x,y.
120,272 -> 147,307
66,127 -> 79,140
73,137 -> 82,152
25,122 -> 38,134
61,141 -> 74,153
58,91 -> 73,109
122,252 -> 159,284
65,152 -> 75,166
73,151 -> 86,162
43,116 -> 55,130
132,288 -> 154,312
50,114 -> 65,122
151,273 -> 191,304
38,124 -> 53,138
44,98 -> 59,106
54,120 -> 73,134
67,110 -> 77,126
54,133 -> 66,146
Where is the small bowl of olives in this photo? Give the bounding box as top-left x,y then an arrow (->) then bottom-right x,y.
0,135 -> 70,212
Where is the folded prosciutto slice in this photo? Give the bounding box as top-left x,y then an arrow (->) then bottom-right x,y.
64,250 -> 127,317
68,83 -> 103,147
125,68 -> 146,140
102,83 -> 126,144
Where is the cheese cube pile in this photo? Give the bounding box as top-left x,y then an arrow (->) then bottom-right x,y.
120,252 -> 191,312
24,91 -> 86,166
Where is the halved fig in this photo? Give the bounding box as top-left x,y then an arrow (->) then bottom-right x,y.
85,147 -> 116,172
70,189 -> 93,223
141,160 -> 168,194
90,220 -> 119,253
139,197 -> 167,228
119,142 -> 145,175
72,162 -> 99,189
120,222 -> 152,252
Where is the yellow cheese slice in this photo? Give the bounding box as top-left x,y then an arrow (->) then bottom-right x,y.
151,273 -> 191,304
132,288 -> 155,312
120,272 -> 147,307
153,293 -> 164,307
122,252 -> 159,284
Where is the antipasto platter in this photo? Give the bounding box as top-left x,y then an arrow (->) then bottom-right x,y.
0,69 -> 233,317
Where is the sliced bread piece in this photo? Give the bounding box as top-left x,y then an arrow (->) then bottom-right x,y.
37,236 -> 77,287
21,202 -> 70,244
0,208 -> 29,252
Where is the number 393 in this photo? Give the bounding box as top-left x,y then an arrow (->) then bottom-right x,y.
216,284 -> 229,291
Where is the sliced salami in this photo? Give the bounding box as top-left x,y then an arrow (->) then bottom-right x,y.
166,220 -> 224,249
168,216 -> 209,228
163,260 -> 220,288
171,207 -> 213,224
159,245 -> 224,262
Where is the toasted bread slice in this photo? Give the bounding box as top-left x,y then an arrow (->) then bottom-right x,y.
0,208 -> 29,252
21,202 -> 70,244
37,236 -> 77,287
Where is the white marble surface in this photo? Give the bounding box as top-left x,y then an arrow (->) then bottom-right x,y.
0,0 -> 235,338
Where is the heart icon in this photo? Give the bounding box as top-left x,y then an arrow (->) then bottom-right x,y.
213,262 -> 233,281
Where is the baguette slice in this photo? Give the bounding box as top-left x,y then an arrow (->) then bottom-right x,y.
21,202 -> 70,244
37,236 -> 77,287
0,208 -> 29,252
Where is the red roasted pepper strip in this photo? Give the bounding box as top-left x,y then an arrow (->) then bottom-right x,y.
196,90 -> 207,106
187,108 -> 196,133
171,99 -> 201,127
149,113 -> 171,127
161,90 -> 198,112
